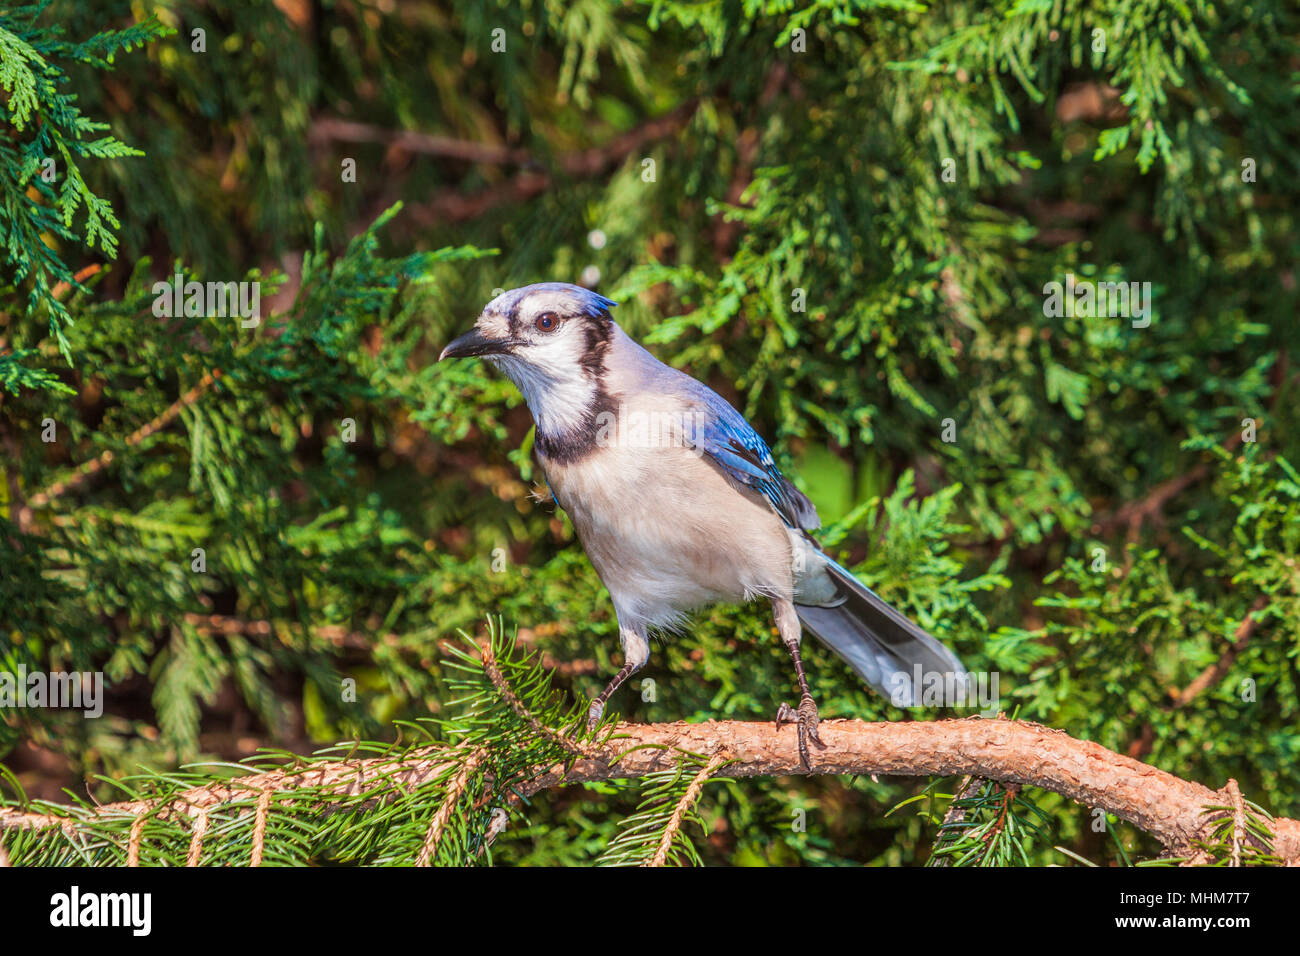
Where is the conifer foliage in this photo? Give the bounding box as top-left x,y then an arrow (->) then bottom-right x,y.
0,1 -> 1297,865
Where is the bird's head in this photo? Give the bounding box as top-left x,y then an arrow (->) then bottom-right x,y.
440,282 -> 619,436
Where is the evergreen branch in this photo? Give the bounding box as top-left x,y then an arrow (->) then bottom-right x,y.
1128,594 -> 1272,761
981,430 -> 1246,551
180,613 -> 599,675
927,778 -> 1042,867
18,368 -> 222,526
5,718 -> 1295,865
477,638 -> 597,759
126,813 -> 144,867
1177,789 -> 1280,867
416,748 -> 487,867
3,0 -> 1297,869
1095,429 -> 1243,544
47,262 -> 102,302
595,763 -> 710,867
185,807 -> 208,867
183,612 -> 383,649
250,789 -> 272,868
0,752 -> 451,833
1169,595 -> 1270,707
0,9 -> 170,372
1226,779 -> 1246,870
646,751 -> 727,868
928,774 -> 985,866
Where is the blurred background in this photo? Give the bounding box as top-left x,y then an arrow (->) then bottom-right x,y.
1,1 -> 1298,865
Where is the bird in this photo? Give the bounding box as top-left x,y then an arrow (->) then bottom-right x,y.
440,281 -> 967,765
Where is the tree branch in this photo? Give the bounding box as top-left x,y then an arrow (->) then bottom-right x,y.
2,717 -> 1294,865
311,103 -> 695,179
647,752 -> 728,868
1170,595 -> 1270,708
17,368 -> 223,530
1128,595 -> 1272,761
308,118 -> 534,166
346,101 -> 698,227
182,611 -> 601,675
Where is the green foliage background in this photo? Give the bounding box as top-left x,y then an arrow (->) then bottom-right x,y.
0,0 -> 1297,865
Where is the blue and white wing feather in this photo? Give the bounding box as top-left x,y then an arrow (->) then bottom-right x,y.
677,383 -> 819,531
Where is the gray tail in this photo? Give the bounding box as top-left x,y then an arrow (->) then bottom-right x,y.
795,557 -> 967,707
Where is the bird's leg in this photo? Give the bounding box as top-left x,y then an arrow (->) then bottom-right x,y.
772,598 -> 825,768
587,660 -> 638,731
586,621 -> 649,732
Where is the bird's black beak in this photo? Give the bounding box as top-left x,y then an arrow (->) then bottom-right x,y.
439,328 -> 511,361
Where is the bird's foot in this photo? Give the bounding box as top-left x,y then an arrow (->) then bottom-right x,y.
774,694 -> 825,769
586,698 -> 605,734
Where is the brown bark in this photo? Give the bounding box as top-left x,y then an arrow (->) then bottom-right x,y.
1,717 -> 1293,865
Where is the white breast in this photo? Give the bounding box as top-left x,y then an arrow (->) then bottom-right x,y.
542,435 -> 794,631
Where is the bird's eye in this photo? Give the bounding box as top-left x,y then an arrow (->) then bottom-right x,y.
534,312 -> 559,333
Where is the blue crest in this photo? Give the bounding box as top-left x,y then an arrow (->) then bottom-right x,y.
487,282 -> 618,319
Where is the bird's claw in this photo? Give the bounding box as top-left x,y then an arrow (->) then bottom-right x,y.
774,701 -> 797,730
775,694 -> 824,769
586,698 -> 605,734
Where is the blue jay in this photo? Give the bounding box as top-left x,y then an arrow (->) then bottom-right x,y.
441,282 -> 966,765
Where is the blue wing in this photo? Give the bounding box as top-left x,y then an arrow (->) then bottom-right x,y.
614,333 -> 819,530
687,397 -> 820,531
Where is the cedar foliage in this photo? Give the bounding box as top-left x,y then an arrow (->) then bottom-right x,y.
0,0 -> 1297,865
